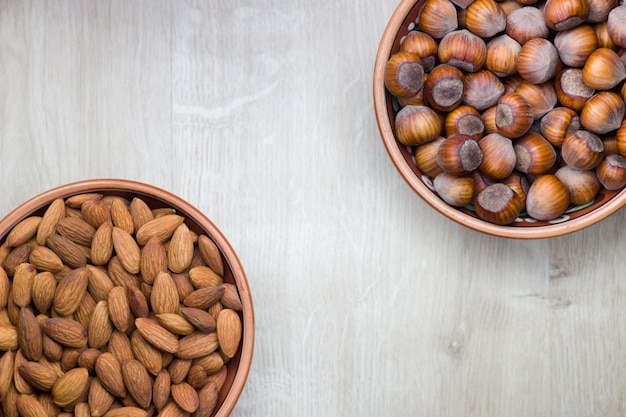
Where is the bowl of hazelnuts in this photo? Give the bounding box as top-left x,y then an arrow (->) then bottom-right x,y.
373,0 -> 626,238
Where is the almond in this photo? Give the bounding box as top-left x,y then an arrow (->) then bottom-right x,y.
121,359 -> 152,408
186,365 -> 207,390
31,272 -> 57,314
107,256 -> 140,289
183,286 -> 225,310
88,378 -> 115,417
0,351 -> 14,401
192,381 -> 218,417
136,214 -> 184,246
11,263 -> 37,307
151,272 -> 180,314
179,308 -> 216,333
171,273 -> 195,302
51,367 -> 89,408
188,266 -> 222,289
171,382 -> 199,413
77,348 -> 102,373
81,198 -> 112,229
41,318 -> 88,348
5,216 -> 41,248
12,350 -> 33,394
16,394 -> 48,417
73,292 -> 96,329
156,313 -> 195,336
75,402 -> 91,417
112,227 -> 141,274
88,301 -> 113,349
55,216 -> 96,247
152,369 -> 171,411
135,317 -> 179,354
130,331 -> 163,376
3,244 -> 31,276
168,223 -> 194,273
220,283 -> 243,311
64,193 -> 103,208
129,197 -> 154,232
1,381 -> 19,417
192,352 -> 223,376
37,392 -> 59,417
46,234 -> 87,269
139,238 -> 168,285
86,265 -> 114,302
159,401 -> 189,417
176,332 -> 219,360
217,308 -> 242,359
168,358 -> 192,384
52,267 -> 89,316
107,286 -> 132,333
102,406 -> 148,417
91,221 -> 114,265
197,235 -> 224,277
95,353 -> 126,398
17,308 -> 42,361
128,286 -> 150,318
36,198 -> 66,245
0,268 -> 9,310
110,197 -> 134,235
0,325 -> 18,351
60,347 -> 84,372
17,361 -> 59,391
42,334 -> 63,362
28,245 -> 64,273
108,330 -> 134,363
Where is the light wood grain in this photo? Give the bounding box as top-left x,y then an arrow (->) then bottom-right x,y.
2,1 -> 626,416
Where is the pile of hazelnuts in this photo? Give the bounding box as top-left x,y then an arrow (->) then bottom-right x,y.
384,0 -> 626,225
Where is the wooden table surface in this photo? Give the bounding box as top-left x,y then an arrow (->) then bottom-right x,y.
1,1 -> 626,416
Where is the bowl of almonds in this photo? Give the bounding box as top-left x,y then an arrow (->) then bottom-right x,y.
0,179 -> 254,417
374,0 -> 626,238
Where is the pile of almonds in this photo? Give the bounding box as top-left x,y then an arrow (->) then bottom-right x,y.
385,0 -> 626,225
0,193 -> 243,417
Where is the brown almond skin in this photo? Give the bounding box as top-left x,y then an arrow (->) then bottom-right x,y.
110,197 -> 134,235
0,351 -> 14,401
11,263 -> 37,307
91,221 -> 114,266
89,378 -> 115,417
179,308 -> 216,333
151,272 -> 180,314
41,318 -> 88,349
107,286 -> 132,333
176,332 -> 219,360
112,227 -> 141,274
140,238 -> 168,285
17,307 -> 43,361
53,267 -> 89,316
3,244 -> 32,277
17,361 -> 59,391
168,223 -> 194,273
217,309 -> 242,359
136,214 -> 185,246
121,359 -> 152,409
5,216 -> 42,248
152,369 -> 171,411
135,318 -> 179,354
16,394 -> 49,417
171,382 -> 199,413
95,353 -> 126,398
51,367 -> 89,409
56,216 -> 96,247
45,234 -> 87,269
192,382 -> 219,417
183,286 -> 225,310
29,246 -> 64,273
131,331 -> 163,376
197,235 -> 224,277
37,198 -> 66,246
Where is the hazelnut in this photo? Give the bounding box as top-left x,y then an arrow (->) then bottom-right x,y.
514,132 -> 557,175
543,0 -> 590,31
465,0 -> 507,38
596,154 -> 626,190
394,105 -> 443,146
553,24 -> 598,67
419,0 -> 459,39
474,183 -> 523,225
424,64 -> 465,112
495,92 -> 534,138
433,173 -> 475,207
554,166 -> 601,204
445,105 -> 485,139
438,29 -> 487,73
580,91 -> 625,135
462,70 -> 505,110
582,48 -> 626,90
436,134 -> 484,175
607,5 -> 626,48
515,80 -> 557,120
384,52 -> 425,98
485,35 -> 521,77
540,107 -> 580,147
400,31 -> 439,72
415,137 -> 446,178
505,7 -> 550,45
517,38 -> 561,84
554,68 -> 595,112
561,130 -> 605,170
478,133 -> 517,179
526,174 -> 571,221
587,0 -> 618,23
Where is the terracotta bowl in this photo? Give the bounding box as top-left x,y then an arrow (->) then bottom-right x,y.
373,0 -> 626,239
0,179 -> 253,417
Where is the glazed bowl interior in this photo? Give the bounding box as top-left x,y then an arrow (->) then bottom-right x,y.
373,0 -> 626,239
0,178 -> 254,417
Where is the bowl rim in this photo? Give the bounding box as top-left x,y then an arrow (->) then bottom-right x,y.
373,0 -> 626,239
0,178 -> 254,416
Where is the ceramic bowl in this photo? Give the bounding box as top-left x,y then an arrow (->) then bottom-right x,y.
0,178 -> 253,417
373,0 -> 626,239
